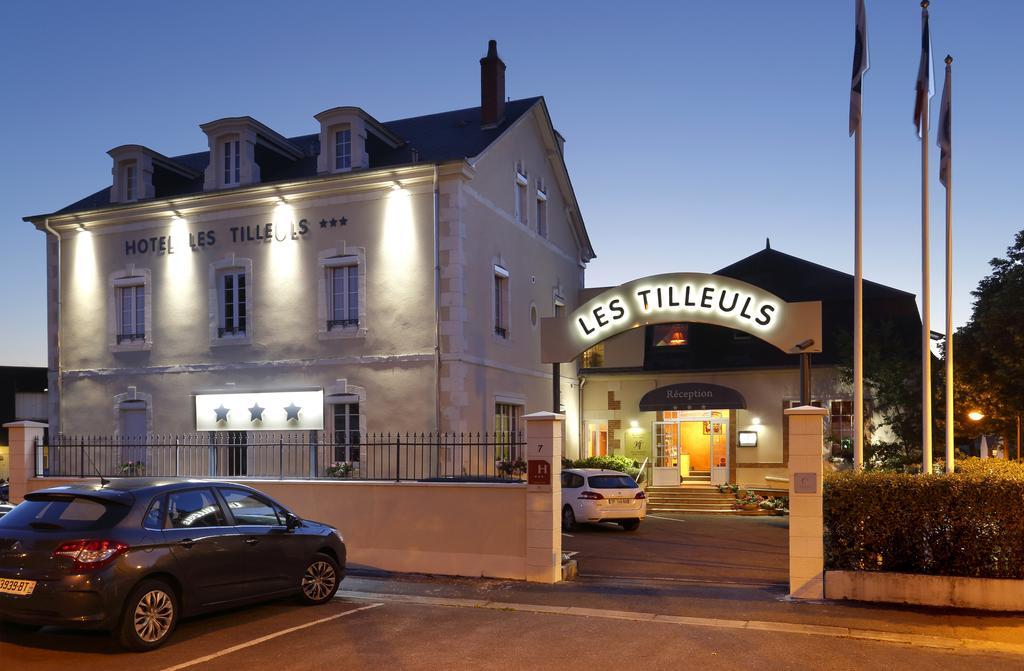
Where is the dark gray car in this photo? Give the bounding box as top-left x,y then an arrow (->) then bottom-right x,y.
0,478 -> 346,650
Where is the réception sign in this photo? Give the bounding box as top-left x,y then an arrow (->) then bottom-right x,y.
540,272 -> 822,362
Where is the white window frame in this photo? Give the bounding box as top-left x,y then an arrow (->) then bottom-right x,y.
223,139 -> 240,186
494,265 -> 509,339
108,268 -> 152,352
123,162 -> 137,202
115,282 -> 145,344
495,402 -> 523,436
326,255 -> 359,330
514,166 -> 528,225
317,246 -> 367,340
331,400 -> 361,464
334,128 -> 352,171
218,268 -> 248,338
209,257 -> 253,346
536,185 -> 548,238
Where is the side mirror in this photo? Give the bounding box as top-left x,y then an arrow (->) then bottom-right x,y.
285,512 -> 301,530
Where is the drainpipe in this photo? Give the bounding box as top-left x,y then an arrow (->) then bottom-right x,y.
433,165 -> 442,433
39,217 -> 61,434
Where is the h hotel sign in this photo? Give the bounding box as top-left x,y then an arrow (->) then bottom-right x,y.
540,272 -> 822,362
528,459 -> 552,486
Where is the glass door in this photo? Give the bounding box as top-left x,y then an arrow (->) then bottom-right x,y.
709,416 -> 729,484
652,421 -> 681,486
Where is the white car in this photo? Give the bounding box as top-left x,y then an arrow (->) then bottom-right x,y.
561,468 -> 646,531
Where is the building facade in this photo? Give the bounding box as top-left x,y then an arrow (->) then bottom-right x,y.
24,42 -> 594,455
571,246 -> 921,489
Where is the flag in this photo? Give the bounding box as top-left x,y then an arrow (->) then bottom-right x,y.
914,4 -> 934,137
937,57 -> 952,187
849,0 -> 870,136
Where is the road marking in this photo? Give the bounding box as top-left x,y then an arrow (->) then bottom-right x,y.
336,591 -> 1024,657
647,515 -> 687,522
159,602 -> 383,671
561,532 -> 574,538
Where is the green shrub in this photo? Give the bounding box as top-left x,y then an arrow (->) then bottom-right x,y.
955,456 -> 1024,479
824,470 -> 1024,578
570,454 -> 640,480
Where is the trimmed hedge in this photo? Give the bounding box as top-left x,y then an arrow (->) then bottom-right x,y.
569,454 -> 640,480
824,467 -> 1024,579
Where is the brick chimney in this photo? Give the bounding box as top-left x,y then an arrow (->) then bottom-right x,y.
480,40 -> 506,127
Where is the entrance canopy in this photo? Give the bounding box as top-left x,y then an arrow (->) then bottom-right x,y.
639,383 -> 746,411
540,272 -> 822,363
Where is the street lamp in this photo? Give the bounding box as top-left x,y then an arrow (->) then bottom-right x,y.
968,410 -> 1021,461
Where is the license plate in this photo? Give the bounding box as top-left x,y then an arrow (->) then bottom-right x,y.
0,579 -> 36,596
610,498 -> 632,504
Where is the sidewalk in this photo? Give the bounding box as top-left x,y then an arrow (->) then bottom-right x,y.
340,570 -> 1024,650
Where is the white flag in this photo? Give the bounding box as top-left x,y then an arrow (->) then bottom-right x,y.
850,0 -> 870,136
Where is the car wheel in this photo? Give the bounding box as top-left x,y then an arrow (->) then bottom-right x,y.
116,579 -> 179,651
298,553 -> 341,605
562,506 -> 577,532
618,519 -> 640,531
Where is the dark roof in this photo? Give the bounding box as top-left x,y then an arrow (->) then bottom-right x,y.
51,97 -> 544,217
714,247 -> 915,302
635,247 -> 922,372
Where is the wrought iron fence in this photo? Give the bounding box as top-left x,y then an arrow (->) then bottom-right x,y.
35,431 -> 527,483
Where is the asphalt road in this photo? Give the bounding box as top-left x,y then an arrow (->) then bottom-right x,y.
5,514 -> 1024,669
4,593 -> 1024,670
564,512 -> 789,587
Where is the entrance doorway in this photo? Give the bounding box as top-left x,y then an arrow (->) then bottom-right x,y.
653,410 -> 729,486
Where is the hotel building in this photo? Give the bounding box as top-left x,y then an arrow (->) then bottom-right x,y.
24,42 -> 594,452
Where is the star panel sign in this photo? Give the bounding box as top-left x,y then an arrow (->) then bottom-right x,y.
195,390 -> 324,431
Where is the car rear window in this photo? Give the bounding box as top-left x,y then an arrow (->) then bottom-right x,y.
0,496 -> 130,531
587,475 -> 639,489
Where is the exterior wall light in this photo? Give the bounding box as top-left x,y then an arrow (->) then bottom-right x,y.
967,410 -> 984,422
752,416 -> 761,425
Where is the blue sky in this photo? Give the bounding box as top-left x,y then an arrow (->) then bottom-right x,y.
1,1 -> 1020,366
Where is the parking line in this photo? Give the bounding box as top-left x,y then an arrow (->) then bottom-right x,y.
158,602 -> 383,671
647,515 -> 687,522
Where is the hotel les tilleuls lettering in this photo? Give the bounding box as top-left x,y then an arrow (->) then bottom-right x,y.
122,214 -> 349,257
575,282 -> 779,337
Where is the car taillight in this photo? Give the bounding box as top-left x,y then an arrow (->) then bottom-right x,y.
635,491 -> 647,500
52,540 -> 129,571
578,491 -> 604,500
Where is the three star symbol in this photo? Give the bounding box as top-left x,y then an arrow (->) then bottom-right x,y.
285,402 -> 302,422
214,404 -> 230,422
319,216 -> 349,228
249,403 -> 265,422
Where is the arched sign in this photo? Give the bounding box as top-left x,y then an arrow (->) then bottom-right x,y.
639,383 -> 746,411
540,272 -> 821,363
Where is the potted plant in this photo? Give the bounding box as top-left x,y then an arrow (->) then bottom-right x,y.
496,457 -> 527,479
325,461 -> 354,479
733,491 -> 763,511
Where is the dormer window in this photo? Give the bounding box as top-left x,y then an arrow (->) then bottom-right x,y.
107,145 -> 199,205
122,163 -> 137,202
223,139 -> 240,186
335,129 -> 352,170
200,117 -> 303,192
314,107 -> 404,176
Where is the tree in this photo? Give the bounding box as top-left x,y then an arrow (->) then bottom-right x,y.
954,229 -> 1024,451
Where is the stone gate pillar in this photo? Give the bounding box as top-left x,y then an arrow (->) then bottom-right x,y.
523,411 -> 563,583
4,421 -> 48,504
785,406 -> 827,600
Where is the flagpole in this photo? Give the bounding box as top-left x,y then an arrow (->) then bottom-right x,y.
943,55 -> 954,473
919,0 -> 933,474
850,0 -> 868,472
854,123 -> 864,472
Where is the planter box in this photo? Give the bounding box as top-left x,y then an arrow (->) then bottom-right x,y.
826,570 -> 1024,611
